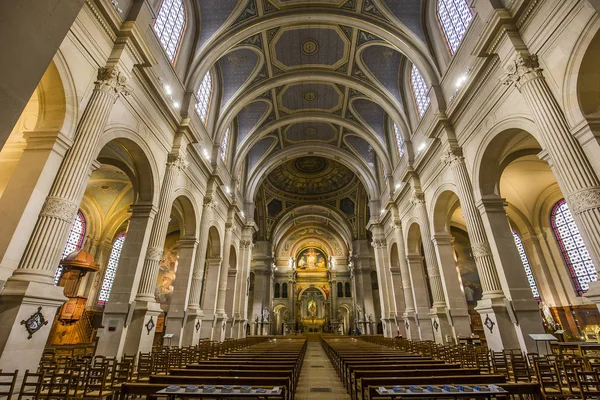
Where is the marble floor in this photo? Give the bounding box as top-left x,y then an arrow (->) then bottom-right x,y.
295,336 -> 350,400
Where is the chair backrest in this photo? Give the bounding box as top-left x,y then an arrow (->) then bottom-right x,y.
83,364 -> 109,396
47,371 -> 73,400
18,370 -> 45,400
535,359 -> 563,395
0,370 -> 18,399
576,370 -> 600,400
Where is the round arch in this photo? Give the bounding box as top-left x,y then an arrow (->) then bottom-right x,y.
171,194 -> 199,238
245,144 -> 380,201
233,112 -> 393,175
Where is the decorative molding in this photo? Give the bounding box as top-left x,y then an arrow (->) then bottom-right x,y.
21,307 -> 48,340
471,243 -> 492,258
40,197 -> 78,223
146,247 -> 163,262
95,66 -> 132,97
145,317 -> 155,335
567,187 -> 600,215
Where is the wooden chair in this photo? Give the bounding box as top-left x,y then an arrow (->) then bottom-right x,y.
135,353 -> 152,382
18,370 -> 45,400
46,371 -> 73,400
511,353 -> 532,382
82,365 -> 112,399
577,370 -> 600,400
0,370 -> 18,399
535,360 -> 573,399
493,351 -> 510,378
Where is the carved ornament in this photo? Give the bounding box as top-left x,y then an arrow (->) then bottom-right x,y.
167,153 -> 188,171
471,242 -> 492,258
146,247 -> 164,262
566,187 -> 600,215
501,54 -> 543,89
95,66 -> 131,97
40,197 -> 79,223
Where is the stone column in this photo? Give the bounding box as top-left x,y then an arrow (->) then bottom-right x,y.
477,195 -> 546,352
405,254 -> 435,340
392,222 -> 418,338
231,234 -> 253,339
288,275 -> 296,334
198,258 -> 223,340
84,239 -> 113,309
183,200 -> 214,345
95,203 -> 157,358
329,278 -> 338,327
0,67 -> 129,373
502,54 -> 600,304
121,152 -> 187,354
165,238 -> 198,347
410,193 -> 452,343
214,225 -> 234,341
370,235 -> 395,337
431,234 -> 472,339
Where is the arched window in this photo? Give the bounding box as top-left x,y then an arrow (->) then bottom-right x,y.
436,0 -> 473,55
220,127 -> 230,162
551,199 -> 597,295
345,282 -> 351,297
512,230 -> 541,301
410,65 -> 430,118
154,0 -> 186,62
194,72 -> 213,124
98,233 -> 126,305
54,210 -> 86,285
393,123 -> 405,158
282,283 -> 288,298
337,282 -> 343,298
274,283 -> 280,298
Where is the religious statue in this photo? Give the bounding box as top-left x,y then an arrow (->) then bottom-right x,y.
288,257 -> 295,270
262,306 -> 270,322
308,300 -> 317,318
329,256 -> 335,270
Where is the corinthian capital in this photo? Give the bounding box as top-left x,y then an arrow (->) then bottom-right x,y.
410,191 -> 425,206
167,153 -> 188,171
501,54 -> 543,89
95,66 -> 132,96
371,238 -> 387,249
441,148 -> 464,166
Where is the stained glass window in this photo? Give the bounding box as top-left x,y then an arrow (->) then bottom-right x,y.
437,0 -> 473,55
154,0 -> 186,62
410,65 -> 430,118
221,128 -> 230,162
98,233 -> 126,304
54,210 -> 86,285
512,230 -> 541,301
195,72 -> 213,124
393,123 -> 405,158
551,199 -> 597,295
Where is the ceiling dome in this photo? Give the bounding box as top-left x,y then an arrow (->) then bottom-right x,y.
265,156 -> 357,199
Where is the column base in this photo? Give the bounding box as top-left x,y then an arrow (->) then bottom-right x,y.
382,317 -> 395,337
475,296 -> 522,352
0,280 -> 66,374
199,311 -> 216,340
448,308 -> 472,340
96,300 -> 162,358
182,308 -> 204,346
429,306 -> 453,344
215,312 -> 228,342
402,311 -> 420,339
416,313 -> 435,340
164,310 -> 186,347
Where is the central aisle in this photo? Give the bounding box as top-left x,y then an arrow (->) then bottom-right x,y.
295,335 -> 350,400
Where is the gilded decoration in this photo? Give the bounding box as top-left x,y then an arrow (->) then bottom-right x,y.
296,247 -> 327,270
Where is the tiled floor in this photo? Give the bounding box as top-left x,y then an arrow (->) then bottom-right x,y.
295,336 -> 350,400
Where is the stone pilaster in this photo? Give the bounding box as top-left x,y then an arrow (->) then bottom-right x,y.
0,66 -> 130,373
182,199 -> 215,345
136,153 -> 187,302
370,234 -> 395,337
410,192 -> 452,343
231,234 -> 253,338
405,254 -> 435,340
165,238 -> 198,347
214,225 -> 234,341
502,54 -> 600,304
392,221 -> 414,337
199,258 -> 223,340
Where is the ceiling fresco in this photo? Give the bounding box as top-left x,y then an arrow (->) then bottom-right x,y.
265,156 -> 357,199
